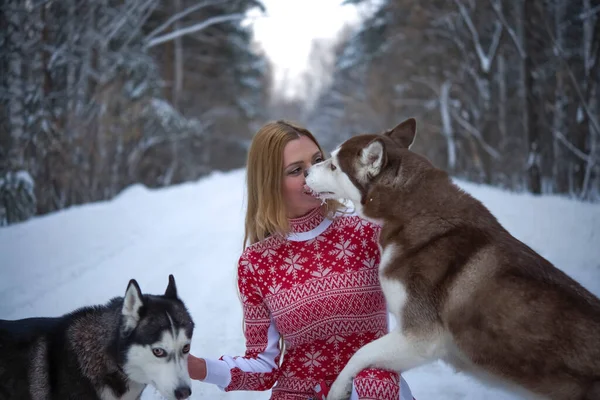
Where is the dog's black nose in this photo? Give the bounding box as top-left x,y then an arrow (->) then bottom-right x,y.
303,170 -> 309,178
174,386 -> 191,399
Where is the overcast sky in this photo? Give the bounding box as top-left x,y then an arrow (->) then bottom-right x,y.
245,0 -> 370,97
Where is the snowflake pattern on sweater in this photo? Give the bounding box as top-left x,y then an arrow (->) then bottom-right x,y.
208,207 -> 412,400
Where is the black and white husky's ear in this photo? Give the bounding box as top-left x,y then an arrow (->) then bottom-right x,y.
122,279 -> 144,335
385,118 -> 417,149
360,139 -> 386,177
164,274 -> 178,299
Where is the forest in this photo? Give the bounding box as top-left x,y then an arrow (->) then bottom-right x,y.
1,0 -> 598,225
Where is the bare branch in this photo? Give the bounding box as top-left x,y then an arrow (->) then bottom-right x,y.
454,0 -> 503,72
410,76 -> 440,94
127,129 -> 207,180
579,4 -> 600,20
105,0 -> 157,44
145,14 -> 246,49
540,10 -> 600,138
146,0 -> 223,40
487,0 -> 526,59
450,108 -> 501,160
555,131 -> 593,163
118,1 -> 161,50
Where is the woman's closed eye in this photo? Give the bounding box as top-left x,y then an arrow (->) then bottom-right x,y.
287,167 -> 302,176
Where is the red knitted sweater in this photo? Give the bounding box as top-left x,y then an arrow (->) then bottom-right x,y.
204,207 -> 413,400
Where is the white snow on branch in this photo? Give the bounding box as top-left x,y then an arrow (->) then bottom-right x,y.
579,4 -> 600,20
440,81 -> 456,170
451,108 -> 501,160
555,131 -> 594,164
487,0 -> 526,59
105,0 -> 157,44
145,14 -> 246,49
455,0 -> 503,73
145,0 -> 223,41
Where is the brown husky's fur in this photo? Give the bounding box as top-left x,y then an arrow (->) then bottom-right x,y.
305,118 -> 600,400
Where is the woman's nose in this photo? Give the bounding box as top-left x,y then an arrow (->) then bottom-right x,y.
303,169 -> 309,178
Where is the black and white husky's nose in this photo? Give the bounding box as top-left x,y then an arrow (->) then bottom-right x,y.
174,386 -> 191,399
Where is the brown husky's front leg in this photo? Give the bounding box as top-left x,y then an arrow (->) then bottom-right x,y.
327,330 -> 435,400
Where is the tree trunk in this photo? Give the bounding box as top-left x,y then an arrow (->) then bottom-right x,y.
173,0 -> 183,109
7,0 -> 25,168
552,0 -> 568,194
523,0 -> 542,194
440,80 -> 456,172
578,0 -> 597,199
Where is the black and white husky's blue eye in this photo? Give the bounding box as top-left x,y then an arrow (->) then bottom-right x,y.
152,348 -> 167,358
182,344 -> 190,354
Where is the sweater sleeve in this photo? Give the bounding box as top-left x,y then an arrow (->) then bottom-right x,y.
352,368 -> 414,399
203,252 -> 281,392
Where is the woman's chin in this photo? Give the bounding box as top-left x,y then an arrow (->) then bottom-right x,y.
307,195 -> 325,206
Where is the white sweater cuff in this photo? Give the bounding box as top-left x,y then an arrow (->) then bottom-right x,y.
203,358 -> 232,389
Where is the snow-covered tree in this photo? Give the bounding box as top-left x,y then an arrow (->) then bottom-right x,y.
308,0 -> 599,200
0,0 -> 269,224
0,171 -> 36,226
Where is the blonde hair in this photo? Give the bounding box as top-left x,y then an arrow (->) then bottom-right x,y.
240,121 -> 345,362
243,120 -> 344,248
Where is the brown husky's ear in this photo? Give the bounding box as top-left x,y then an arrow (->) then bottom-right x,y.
360,138 -> 387,177
165,274 -> 178,299
385,118 -> 417,148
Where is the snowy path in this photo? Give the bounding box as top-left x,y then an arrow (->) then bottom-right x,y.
2,169 -> 599,399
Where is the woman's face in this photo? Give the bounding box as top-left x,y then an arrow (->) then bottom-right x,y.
282,135 -> 324,218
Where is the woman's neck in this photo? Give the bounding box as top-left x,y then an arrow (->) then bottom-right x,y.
288,206 -> 325,234
287,204 -> 323,220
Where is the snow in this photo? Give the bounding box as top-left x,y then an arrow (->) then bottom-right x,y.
1,169 -> 599,400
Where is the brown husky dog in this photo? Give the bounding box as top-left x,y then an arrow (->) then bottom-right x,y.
304,118 -> 600,400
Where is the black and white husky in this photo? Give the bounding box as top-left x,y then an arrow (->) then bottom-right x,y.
0,275 -> 195,400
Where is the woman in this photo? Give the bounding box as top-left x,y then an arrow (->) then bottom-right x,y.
188,121 -> 414,400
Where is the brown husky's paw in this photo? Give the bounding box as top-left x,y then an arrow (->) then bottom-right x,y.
327,377 -> 352,400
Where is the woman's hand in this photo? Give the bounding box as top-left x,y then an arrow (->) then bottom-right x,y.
188,354 -> 207,380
